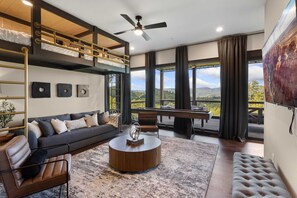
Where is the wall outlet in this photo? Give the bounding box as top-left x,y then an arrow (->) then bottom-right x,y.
271,153 -> 275,163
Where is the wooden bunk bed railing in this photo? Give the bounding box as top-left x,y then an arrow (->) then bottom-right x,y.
34,23 -> 130,67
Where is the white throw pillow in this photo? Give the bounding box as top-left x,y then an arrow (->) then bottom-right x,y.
85,114 -> 99,127
51,119 -> 68,134
65,118 -> 87,130
28,120 -> 42,138
107,113 -> 119,128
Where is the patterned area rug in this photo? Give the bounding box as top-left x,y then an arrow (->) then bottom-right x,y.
0,136 -> 218,198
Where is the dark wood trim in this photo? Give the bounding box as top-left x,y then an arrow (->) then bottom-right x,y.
109,44 -> 125,50
95,27 -> 127,46
105,75 -> 110,112
192,67 -> 196,105
0,40 -> 32,54
247,50 -> 262,61
75,30 -> 92,38
125,42 -> 130,73
160,70 -> 164,106
32,0 -> 41,54
0,12 -> 31,26
189,57 -> 220,65
155,62 -> 175,68
40,1 -> 93,30
130,66 -> 145,71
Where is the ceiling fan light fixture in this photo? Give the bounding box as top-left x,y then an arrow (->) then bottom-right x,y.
216,26 -> 223,32
134,28 -> 143,36
22,0 -> 33,7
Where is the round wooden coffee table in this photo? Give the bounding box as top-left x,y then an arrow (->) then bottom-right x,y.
109,135 -> 161,172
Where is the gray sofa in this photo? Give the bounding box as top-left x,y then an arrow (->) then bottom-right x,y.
15,110 -> 120,157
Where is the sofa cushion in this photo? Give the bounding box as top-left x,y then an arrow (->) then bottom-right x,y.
28,114 -> 71,123
85,114 -> 99,127
38,120 -> 55,137
51,119 -> 68,134
28,120 -> 42,139
98,111 -> 110,124
70,110 -> 100,120
21,149 -> 48,179
65,118 -> 87,130
38,124 -> 115,148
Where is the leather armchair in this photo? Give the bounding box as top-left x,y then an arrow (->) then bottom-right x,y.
138,111 -> 159,138
0,136 -> 71,198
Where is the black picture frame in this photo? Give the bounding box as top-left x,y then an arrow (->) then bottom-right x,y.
57,83 -> 72,97
32,82 -> 51,98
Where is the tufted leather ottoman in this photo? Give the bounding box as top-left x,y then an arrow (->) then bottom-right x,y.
232,152 -> 291,198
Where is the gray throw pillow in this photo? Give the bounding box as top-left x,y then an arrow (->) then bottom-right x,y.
38,120 -> 55,137
98,112 -> 110,125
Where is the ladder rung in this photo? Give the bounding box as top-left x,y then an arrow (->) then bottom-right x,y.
0,48 -> 24,56
0,97 -> 25,100
0,111 -> 25,115
0,81 -> 25,85
0,126 -> 25,132
0,64 -> 25,70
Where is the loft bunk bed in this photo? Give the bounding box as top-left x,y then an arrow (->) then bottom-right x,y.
0,0 -> 129,74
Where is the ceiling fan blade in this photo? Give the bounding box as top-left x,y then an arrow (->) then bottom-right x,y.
120,14 -> 136,27
144,22 -> 167,30
114,29 -> 133,35
142,31 -> 151,41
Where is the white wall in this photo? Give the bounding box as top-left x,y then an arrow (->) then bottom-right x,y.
0,61 -> 105,126
264,0 -> 297,196
130,33 -> 264,67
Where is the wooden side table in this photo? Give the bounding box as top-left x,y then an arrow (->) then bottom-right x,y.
0,133 -> 15,146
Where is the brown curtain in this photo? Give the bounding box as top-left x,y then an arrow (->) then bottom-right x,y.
145,52 -> 156,108
174,46 -> 192,138
218,35 -> 248,141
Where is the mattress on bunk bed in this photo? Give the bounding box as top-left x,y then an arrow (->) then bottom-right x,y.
83,52 -> 125,68
97,58 -> 125,68
0,27 -> 31,46
41,42 -> 79,57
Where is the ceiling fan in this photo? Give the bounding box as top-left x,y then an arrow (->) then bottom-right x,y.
114,14 -> 167,41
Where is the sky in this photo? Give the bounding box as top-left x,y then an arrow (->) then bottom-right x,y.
131,63 -> 264,91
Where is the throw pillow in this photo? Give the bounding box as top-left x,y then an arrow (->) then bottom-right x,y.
85,114 -> 99,127
28,120 -> 42,138
107,113 -> 119,128
51,119 -> 68,134
38,120 -> 55,137
98,111 -> 110,125
21,149 -> 48,179
65,118 -> 87,130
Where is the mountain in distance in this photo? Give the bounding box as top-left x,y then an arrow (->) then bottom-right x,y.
195,87 -> 220,97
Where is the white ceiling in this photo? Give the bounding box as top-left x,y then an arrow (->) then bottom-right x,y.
44,0 -> 266,55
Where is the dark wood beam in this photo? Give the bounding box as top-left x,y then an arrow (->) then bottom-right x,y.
0,12 -> 31,27
247,50 -> 262,61
32,0 -> 41,54
75,30 -> 92,38
40,1 -> 93,30
95,27 -> 128,46
109,44 -> 125,50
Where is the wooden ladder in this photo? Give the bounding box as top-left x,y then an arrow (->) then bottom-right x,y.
0,47 -> 29,138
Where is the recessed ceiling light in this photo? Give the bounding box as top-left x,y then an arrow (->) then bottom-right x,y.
22,0 -> 33,6
216,26 -> 223,32
130,46 -> 135,51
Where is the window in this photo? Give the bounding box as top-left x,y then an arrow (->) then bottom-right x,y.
195,65 -> 221,117
155,66 -> 176,108
248,60 -> 264,139
131,69 -> 146,109
107,74 -> 121,112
